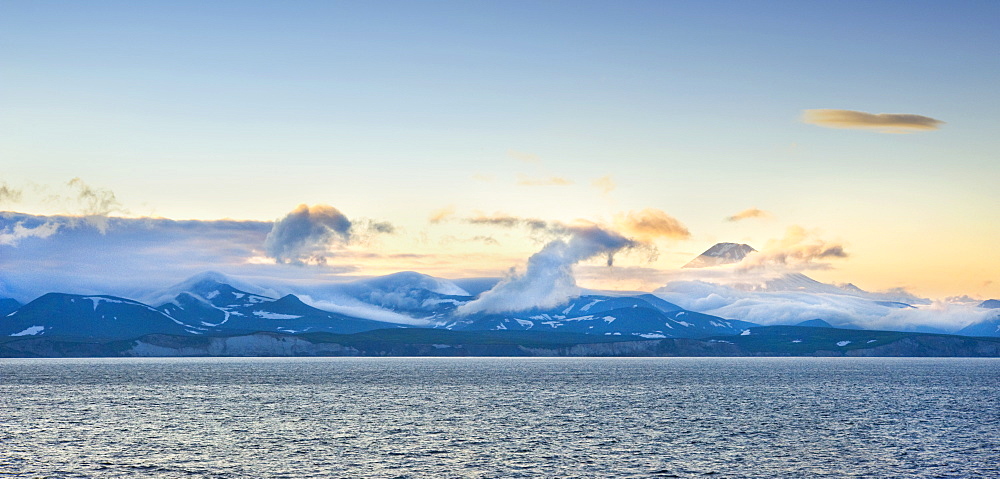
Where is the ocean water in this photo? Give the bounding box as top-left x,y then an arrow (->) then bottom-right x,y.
1,357 -> 998,478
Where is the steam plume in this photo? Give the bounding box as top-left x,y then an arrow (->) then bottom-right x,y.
457,223 -> 636,314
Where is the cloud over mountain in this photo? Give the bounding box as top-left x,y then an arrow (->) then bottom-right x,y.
264,204 -> 353,265
263,204 -> 396,265
457,223 -> 637,314
655,279 -> 992,332
0,213 -> 273,300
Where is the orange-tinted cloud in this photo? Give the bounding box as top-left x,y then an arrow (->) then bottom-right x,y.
615,209 -> 691,242
428,206 -> 456,224
802,109 -> 943,133
726,207 -> 771,222
516,174 -> 573,186
739,225 -> 847,271
508,150 -> 541,164
591,175 -> 616,194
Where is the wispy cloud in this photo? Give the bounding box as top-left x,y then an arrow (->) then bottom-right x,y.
508,150 -> 541,164
469,235 -> 500,246
516,174 -> 573,186
615,209 -> 691,242
726,207 -> 771,222
439,234 -> 501,247
591,175 -> 616,194
739,225 -> 847,271
67,178 -> 124,217
465,213 -> 549,231
0,183 -> 23,204
428,206 -> 456,224
802,109 -> 944,133
465,210 -> 686,248
36,178 -> 129,233
471,173 -> 495,182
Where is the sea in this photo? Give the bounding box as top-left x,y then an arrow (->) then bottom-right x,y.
1,357 -> 998,478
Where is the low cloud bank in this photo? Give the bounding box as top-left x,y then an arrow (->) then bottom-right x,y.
655,279 -> 994,333
649,226 -> 990,333
0,212 -> 273,301
0,218 -> 61,246
297,296 -> 432,326
1,178 -> 128,233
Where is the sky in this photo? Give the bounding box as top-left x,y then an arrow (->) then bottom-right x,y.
2,0 -> 999,302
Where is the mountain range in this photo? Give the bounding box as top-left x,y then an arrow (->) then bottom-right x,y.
2,243 -> 999,357
0,270 -> 753,342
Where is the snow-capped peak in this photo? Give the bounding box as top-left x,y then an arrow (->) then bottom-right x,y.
143,271 -> 275,306
683,243 -> 757,268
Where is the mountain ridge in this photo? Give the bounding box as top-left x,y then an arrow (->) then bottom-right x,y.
4,326 -> 999,358
1,271 -> 748,342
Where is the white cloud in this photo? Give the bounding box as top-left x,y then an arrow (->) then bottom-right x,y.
457,223 -> 636,314
654,280 -> 991,333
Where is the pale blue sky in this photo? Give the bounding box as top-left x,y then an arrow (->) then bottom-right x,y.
2,1 -> 998,297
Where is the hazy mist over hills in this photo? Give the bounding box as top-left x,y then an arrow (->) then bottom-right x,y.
3,242 -> 998,350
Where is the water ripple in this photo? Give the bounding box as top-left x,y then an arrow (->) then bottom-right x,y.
1,357 -> 998,478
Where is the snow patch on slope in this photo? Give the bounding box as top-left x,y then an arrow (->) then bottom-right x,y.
11,325 -> 44,336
